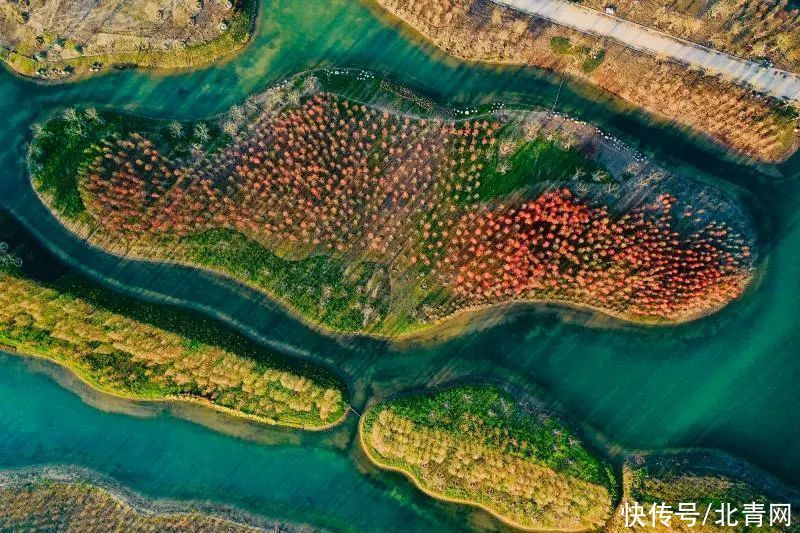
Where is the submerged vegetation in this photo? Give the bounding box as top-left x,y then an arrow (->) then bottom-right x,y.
0,212 -> 347,429
0,482 -> 258,531
360,385 -> 616,531
0,0 -> 794,529
29,71 -> 756,335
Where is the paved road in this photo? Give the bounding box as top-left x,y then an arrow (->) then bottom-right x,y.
494,0 -> 800,105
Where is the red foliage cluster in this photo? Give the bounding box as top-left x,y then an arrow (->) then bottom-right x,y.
85,135 -> 189,233
81,93 -> 753,322
85,95 -> 497,254
436,189 -> 751,319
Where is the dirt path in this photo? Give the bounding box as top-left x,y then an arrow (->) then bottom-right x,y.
494,0 -> 800,104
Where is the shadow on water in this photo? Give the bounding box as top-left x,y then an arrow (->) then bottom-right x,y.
0,0 -> 800,523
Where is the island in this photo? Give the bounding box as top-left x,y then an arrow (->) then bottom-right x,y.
0,210 -> 347,430
0,0 -> 255,80
359,385 -> 617,531
28,70 -> 756,336
0,467 -> 320,532
607,452 -> 800,531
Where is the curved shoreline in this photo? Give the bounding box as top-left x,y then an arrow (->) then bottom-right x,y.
619,449 -> 800,504
36,194 -> 755,346
0,465 -> 325,532
2,347 -> 349,432
365,0 -> 800,164
358,399 -> 800,532
357,410 -> 604,533
0,0 -> 258,83
0,3 -> 795,530
26,85 -> 757,342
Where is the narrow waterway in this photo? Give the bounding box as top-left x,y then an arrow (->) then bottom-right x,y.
1,0 -> 799,528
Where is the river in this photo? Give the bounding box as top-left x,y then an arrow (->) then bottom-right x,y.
0,0 -> 799,529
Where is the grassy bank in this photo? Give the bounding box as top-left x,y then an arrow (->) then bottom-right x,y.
0,212 -> 348,430
372,0 -> 799,163
606,452 -> 800,532
576,0 -> 800,72
0,481 -> 259,531
359,385 -> 617,531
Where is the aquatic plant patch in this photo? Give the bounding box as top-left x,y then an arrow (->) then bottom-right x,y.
0,470 -> 286,532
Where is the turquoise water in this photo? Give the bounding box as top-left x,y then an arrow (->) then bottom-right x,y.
1,0 -> 800,528
0,353 -> 482,531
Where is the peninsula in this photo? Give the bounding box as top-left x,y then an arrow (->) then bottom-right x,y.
0,0 -> 254,80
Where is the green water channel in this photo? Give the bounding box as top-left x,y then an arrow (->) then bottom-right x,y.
1,0 -> 800,529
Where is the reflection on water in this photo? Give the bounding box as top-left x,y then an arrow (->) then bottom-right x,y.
0,0 -> 799,527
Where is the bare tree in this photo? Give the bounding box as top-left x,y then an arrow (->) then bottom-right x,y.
168,121 -> 184,138
194,122 -> 210,143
